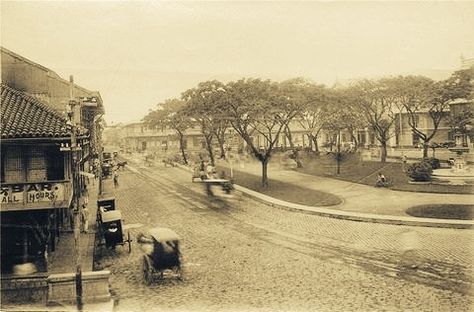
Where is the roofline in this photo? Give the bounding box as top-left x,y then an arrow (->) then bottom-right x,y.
1,135 -> 89,143
1,46 -> 104,111
1,46 -> 60,77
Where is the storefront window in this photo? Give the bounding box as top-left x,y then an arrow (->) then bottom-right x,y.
27,148 -> 47,181
46,149 -> 64,180
3,146 -> 24,183
2,145 -> 65,183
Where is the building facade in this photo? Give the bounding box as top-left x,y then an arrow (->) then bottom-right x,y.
1,84 -> 89,273
1,47 -> 105,274
1,47 -> 105,175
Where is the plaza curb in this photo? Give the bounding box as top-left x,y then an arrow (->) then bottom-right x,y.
173,163 -> 473,229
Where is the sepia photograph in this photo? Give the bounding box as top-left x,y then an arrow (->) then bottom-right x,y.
1,1 -> 473,311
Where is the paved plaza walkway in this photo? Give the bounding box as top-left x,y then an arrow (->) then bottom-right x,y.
230,161 -> 474,215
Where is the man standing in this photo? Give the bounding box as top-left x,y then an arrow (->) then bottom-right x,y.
113,172 -> 119,188
402,154 -> 407,172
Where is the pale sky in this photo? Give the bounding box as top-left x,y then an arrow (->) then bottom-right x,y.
1,1 -> 474,124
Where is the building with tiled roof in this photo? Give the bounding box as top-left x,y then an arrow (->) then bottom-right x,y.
1,83 -> 93,274
0,50 -> 101,275
1,84 -> 88,140
1,46 -> 105,167
1,47 -> 104,115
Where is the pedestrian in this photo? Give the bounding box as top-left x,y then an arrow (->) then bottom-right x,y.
82,185 -> 89,206
113,172 -> 119,188
375,172 -> 387,187
401,155 -> 407,172
206,162 -> 215,179
81,204 -> 89,233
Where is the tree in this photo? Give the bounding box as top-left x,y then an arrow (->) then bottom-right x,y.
225,78 -> 299,187
322,88 -> 363,173
445,68 -> 474,145
352,78 -> 399,163
392,75 -> 438,158
286,80 -> 330,154
143,98 -> 191,164
169,108 -> 192,165
446,104 -> 474,145
277,78 -> 313,167
394,71 -> 472,158
182,81 -> 229,166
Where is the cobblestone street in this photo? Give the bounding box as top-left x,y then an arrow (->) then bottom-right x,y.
95,164 -> 473,312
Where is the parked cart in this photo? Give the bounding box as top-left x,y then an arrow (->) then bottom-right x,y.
96,196 -> 115,223
97,209 -> 132,252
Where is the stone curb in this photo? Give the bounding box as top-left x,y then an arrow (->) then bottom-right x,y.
174,163 -> 473,229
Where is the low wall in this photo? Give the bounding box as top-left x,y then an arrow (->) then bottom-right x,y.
1,274 -> 48,303
47,270 -> 111,305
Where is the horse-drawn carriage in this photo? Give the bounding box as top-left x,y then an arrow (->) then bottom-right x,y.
191,164 -> 234,196
96,196 -> 132,252
140,227 -> 182,285
102,162 -> 112,178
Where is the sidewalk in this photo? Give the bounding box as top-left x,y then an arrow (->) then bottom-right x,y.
171,159 -> 474,229
49,179 -> 100,274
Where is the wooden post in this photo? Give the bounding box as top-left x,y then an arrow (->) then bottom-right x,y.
69,75 -> 83,310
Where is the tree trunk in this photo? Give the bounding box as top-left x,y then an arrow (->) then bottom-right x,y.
336,130 -> 341,174
285,125 -> 295,149
261,158 -> 269,187
350,132 -> 359,152
179,134 -> 188,165
312,135 -> 319,152
380,141 -> 387,163
285,125 -> 302,168
205,135 -> 215,166
422,142 -> 429,158
217,135 -> 226,159
307,134 -> 314,151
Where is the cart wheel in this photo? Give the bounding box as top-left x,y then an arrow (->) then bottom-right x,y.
143,256 -> 151,285
176,266 -> 183,281
127,232 -> 132,253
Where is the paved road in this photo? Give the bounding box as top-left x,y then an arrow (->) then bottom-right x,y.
96,163 -> 473,312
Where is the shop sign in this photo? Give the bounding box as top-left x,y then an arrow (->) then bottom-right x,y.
1,183 -> 65,205
0,185 -> 24,203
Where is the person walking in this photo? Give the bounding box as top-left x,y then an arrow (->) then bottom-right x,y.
81,203 -> 89,233
113,172 -> 119,188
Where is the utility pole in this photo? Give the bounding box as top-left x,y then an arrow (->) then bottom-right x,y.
68,75 -> 83,310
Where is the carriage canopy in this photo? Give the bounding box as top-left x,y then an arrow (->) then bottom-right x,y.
148,227 -> 180,243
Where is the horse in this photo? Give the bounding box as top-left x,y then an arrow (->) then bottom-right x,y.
116,161 -> 128,170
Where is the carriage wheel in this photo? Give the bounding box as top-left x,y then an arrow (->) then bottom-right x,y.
143,256 -> 151,285
175,266 -> 183,281
127,232 -> 132,253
